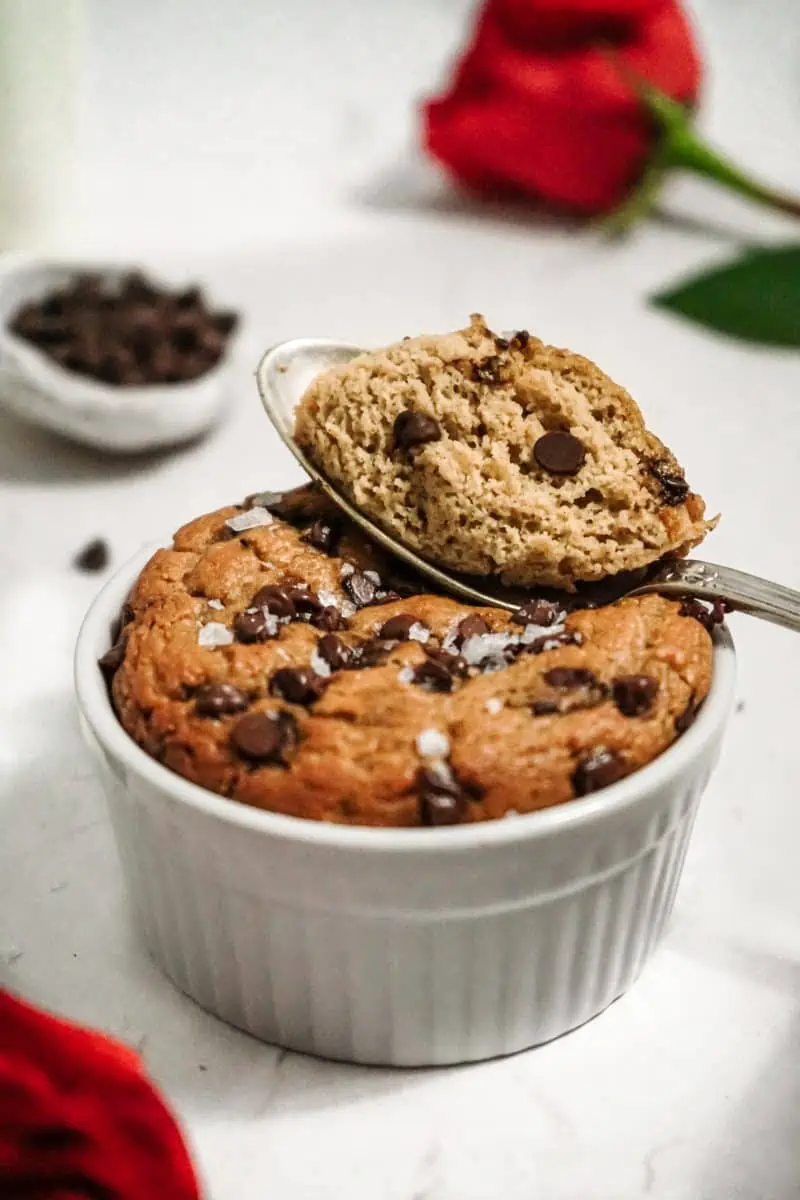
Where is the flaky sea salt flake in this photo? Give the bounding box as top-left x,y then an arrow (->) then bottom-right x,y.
416,728 -> 451,760
197,622 -> 234,647
207,598 -> 224,610
408,622 -> 430,644
310,650 -> 332,678
485,698 -> 503,714
225,507 -> 274,533
398,666 -> 415,684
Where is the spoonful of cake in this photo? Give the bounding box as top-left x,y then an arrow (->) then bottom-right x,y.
256,315 -> 800,632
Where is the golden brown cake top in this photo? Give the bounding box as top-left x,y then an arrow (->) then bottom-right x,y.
294,315 -> 713,591
103,486 -> 716,828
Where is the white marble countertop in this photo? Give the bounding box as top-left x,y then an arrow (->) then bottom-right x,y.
2,3 -> 800,1198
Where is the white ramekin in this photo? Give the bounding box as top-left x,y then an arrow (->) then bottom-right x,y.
75,545 -> 736,1067
0,260 -> 237,453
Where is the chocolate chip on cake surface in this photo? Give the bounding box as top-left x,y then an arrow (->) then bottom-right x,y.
354,638 -> 395,668
512,329 -> 530,349
343,569 -> 378,608
316,633 -> 353,671
473,355 -> 502,385
98,639 -> 126,680
532,698 -> 560,716
412,657 -> 455,693
251,585 -> 296,620
532,431 -> 586,476
512,599 -> 561,627
73,538 -> 109,573
234,609 -> 278,644
572,747 -> 627,795
613,674 -> 658,717
417,764 -> 468,827
311,605 -> 344,631
286,585 -> 323,616
650,460 -> 690,506
270,666 -> 326,705
454,613 -> 489,646
303,518 -> 340,554
675,695 -> 699,734
679,597 -> 728,632
379,613 -> 420,641
231,711 -> 294,762
426,646 -> 468,677
195,683 -> 249,717
393,410 -> 441,452
544,667 -> 598,690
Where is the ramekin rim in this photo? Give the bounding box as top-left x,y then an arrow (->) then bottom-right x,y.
75,542 -> 736,853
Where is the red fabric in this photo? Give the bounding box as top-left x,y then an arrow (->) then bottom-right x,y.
0,989 -> 201,1199
423,0 -> 702,214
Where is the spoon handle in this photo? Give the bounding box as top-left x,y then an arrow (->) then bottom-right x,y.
632,559 -> 800,633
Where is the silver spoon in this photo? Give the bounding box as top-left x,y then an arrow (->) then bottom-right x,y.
256,338 -> 800,632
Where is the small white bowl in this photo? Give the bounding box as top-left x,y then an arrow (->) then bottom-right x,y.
75,545 -> 736,1066
0,260 -> 237,453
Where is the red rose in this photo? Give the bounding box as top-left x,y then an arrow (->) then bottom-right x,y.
0,989 -> 200,1198
423,0 -> 702,215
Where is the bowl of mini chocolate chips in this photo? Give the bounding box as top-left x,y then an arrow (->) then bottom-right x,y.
0,261 -> 240,452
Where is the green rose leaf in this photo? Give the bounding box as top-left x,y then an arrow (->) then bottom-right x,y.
650,244 -> 800,347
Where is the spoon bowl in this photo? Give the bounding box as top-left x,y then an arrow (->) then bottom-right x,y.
256,338 -> 800,632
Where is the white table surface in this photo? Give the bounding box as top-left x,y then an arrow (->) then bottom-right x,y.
2,3 -> 800,1198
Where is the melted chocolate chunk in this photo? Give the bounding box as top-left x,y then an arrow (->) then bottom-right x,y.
393,410 -> 441,452
512,599 -> 561,627
98,638 -> 126,680
316,634 -> 353,671
454,613 -> 489,646
572,748 -> 627,796
343,570 -> 378,608
412,657 -> 454,694
532,699 -> 559,716
251,585 -> 296,620
417,766 -> 468,827
234,609 -> 276,644
544,667 -> 598,690
613,674 -> 658,717
310,606 -> 344,631
379,613 -> 421,641
303,518 -> 341,555
650,460 -> 689,506
195,683 -> 249,717
269,667 -> 326,706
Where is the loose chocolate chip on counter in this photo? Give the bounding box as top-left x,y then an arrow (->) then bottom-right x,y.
98,639 -> 126,680
195,683 -> 249,717
316,634 -> 353,671
73,538 -> 109,573
532,699 -> 560,716
454,613 -> 489,646
343,569 -> 377,608
303,518 -> 341,555
231,711 -> 296,762
512,599 -> 560,627
650,460 -> 690,506
393,410 -> 441,452
379,613 -> 419,641
572,748 -> 627,796
251,585 -> 296,620
417,766 -> 468,827
234,609 -> 277,644
532,431 -> 586,476
544,667 -> 598,690
473,356 -> 502,385
679,597 -> 728,632
675,695 -> 699,735
311,606 -> 344,631
270,667 -> 326,706
613,675 -> 658,717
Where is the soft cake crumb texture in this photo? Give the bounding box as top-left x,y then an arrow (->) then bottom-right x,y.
295,315 -> 713,589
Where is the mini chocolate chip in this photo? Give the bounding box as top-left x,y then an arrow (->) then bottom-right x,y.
650,460 -> 689,506
675,696 -> 699,735
473,356 -> 502,385
679,597 -> 728,632
573,748 -> 627,796
532,699 -> 559,716
512,599 -> 560,627
73,538 -> 109,573
545,667 -> 598,690
311,606 -> 344,631
413,658 -> 455,693
234,609 -> 276,643
533,431 -> 586,476
231,712 -> 293,762
303,519 -> 340,555
393,410 -> 441,452
317,634 -> 352,671
343,570 -> 377,608
195,683 -> 249,717
98,639 -> 125,680
379,613 -> 420,641
251,585 -> 296,620
270,667 -> 326,706
613,675 -> 658,717
417,767 -> 468,827
455,613 -> 489,646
